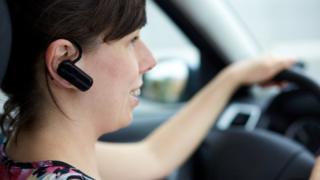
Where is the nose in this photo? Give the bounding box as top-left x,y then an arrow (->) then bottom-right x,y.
137,41 -> 157,74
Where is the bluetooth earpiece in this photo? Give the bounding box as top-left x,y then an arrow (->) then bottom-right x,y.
57,40 -> 93,91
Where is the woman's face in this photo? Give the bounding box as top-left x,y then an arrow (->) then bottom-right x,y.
80,30 -> 156,133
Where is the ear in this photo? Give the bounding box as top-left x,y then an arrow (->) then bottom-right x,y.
45,39 -> 80,89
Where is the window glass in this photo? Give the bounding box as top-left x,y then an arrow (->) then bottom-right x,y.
0,92 -> 6,113
139,1 -> 200,103
225,0 -> 320,80
134,1 -> 200,116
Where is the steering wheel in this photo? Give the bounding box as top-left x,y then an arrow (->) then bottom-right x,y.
187,69 -> 319,180
274,69 -> 320,102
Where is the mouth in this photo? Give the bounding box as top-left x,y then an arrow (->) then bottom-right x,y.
129,88 -> 141,97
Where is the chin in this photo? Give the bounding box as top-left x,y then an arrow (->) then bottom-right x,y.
120,116 -> 133,129
100,114 -> 133,134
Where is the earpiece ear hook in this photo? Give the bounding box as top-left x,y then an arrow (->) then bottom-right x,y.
68,39 -> 83,64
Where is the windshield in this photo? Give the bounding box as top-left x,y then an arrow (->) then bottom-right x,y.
225,0 -> 320,81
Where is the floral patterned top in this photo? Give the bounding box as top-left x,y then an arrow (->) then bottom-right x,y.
0,139 -> 95,180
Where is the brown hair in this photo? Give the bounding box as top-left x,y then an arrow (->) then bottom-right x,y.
1,0 -> 147,140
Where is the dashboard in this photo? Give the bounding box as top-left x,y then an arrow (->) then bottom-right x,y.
215,87 -> 320,155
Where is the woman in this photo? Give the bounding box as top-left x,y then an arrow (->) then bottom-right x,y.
0,0 -> 295,179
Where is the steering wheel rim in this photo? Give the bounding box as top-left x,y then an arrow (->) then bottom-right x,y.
184,69 -> 319,180
273,69 -> 320,102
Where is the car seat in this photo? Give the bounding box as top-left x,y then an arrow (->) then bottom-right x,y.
0,0 -> 11,84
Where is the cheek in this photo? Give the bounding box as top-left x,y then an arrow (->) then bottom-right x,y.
89,49 -> 138,84
83,49 -> 139,126
88,55 -> 130,102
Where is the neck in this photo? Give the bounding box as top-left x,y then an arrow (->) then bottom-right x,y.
6,110 -> 101,179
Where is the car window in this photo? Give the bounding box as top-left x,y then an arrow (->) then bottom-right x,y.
225,0 -> 320,81
0,92 -> 6,113
135,1 -> 200,116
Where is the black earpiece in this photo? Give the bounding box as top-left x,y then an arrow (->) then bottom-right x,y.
57,40 -> 93,91
57,60 -> 93,91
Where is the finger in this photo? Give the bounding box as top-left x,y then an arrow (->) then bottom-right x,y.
279,82 -> 289,88
275,58 -> 296,71
259,81 -> 289,88
259,81 -> 274,87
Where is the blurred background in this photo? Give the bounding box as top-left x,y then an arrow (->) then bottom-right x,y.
140,0 -> 320,107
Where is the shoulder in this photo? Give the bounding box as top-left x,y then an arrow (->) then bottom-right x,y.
0,158 -> 94,180
0,162 -> 92,180
35,173 -> 89,180
0,138 -> 94,179
32,162 -> 94,180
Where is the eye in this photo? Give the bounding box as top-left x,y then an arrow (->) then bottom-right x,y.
130,36 -> 139,44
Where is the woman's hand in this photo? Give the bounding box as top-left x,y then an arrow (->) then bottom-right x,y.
224,55 -> 296,86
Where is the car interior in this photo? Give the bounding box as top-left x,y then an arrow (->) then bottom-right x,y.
1,0 -> 320,180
